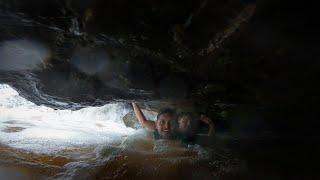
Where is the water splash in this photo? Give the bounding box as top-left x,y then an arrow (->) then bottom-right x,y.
0,84 -> 135,154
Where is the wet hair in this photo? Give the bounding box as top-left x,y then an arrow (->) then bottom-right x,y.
177,112 -> 198,134
178,112 -> 193,120
156,108 -> 176,120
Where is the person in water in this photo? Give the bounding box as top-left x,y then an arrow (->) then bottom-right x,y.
177,113 -> 215,144
132,102 -> 177,140
176,112 -> 197,143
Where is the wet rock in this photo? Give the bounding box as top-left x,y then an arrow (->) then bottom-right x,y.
2,126 -> 25,133
122,111 -> 141,129
0,0 -> 257,110
122,109 -> 157,129
2,120 -> 34,127
141,100 -> 195,114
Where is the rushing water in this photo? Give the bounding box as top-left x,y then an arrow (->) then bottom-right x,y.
0,84 -> 244,179
0,83 -> 135,153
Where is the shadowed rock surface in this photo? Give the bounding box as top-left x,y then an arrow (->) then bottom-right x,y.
0,0 -> 256,109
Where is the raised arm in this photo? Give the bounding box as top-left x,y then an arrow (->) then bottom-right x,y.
200,115 -> 215,136
132,102 -> 156,131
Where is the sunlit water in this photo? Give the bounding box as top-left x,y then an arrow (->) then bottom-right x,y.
0,83 -> 243,179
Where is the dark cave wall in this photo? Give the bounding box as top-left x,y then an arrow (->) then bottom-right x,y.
0,0 -> 319,137
200,0 -> 320,136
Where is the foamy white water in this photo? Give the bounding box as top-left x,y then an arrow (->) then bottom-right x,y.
0,84 -> 135,153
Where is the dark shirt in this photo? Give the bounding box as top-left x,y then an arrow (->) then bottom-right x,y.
176,132 -> 196,144
153,131 -> 208,145
153,131 -> 179,140
153,131 -> 161,140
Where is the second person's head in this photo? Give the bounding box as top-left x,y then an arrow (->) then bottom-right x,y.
177,112 -> 195,134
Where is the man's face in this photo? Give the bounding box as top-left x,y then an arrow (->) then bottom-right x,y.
155,113 -> 176,139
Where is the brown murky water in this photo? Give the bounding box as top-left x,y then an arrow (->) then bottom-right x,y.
0,144 -> 68,179
0,144 -> 101,179
0,134 -> 244,180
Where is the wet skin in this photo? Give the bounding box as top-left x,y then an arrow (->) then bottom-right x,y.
178,116 -> 191,133
155,114 -> 176,139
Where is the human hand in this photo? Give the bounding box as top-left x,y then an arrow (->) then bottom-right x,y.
200,114 -> 213,125
131,102 -> 138,110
